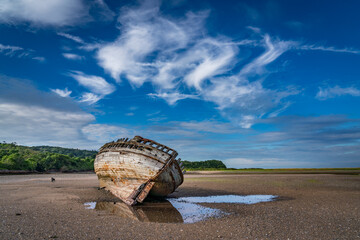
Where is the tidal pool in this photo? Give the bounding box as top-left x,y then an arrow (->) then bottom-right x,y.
84,194 -> 277,223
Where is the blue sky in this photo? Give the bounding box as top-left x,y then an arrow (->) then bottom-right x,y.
0,0 -> 359,168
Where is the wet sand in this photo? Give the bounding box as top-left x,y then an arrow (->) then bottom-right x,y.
1,173 -> 359,239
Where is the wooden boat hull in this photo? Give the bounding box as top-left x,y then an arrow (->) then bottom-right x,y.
94,136 -> 184,205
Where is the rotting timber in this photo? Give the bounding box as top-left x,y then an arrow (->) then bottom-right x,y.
94,136 -> 185,205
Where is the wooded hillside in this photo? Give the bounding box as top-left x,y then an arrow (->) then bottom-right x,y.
0,143 -> 96,172
182,160 -> 227,170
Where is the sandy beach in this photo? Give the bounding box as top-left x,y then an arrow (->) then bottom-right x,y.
1,173 -> 359,239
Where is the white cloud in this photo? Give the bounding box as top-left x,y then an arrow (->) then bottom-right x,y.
2,74 -> 358,167
82,124 -> 129,143
0,0 -> 87,26
182,38 -> 237,90
62,53 -> 84,60
32,56 -> 46,62
96,3 -> 208,85
0,43 -> 45,61
51,88 -> 72,97
239,34 -> 296,76
68,70 -> 115,96
202,77 -> 264,110
247,26 -> 261,33
202,77 -> 299,128
0,77 -> 130,149
91,1 -> 300,128
0,77 -> 96,147
0,102 -> 94,144
0,98 -> 130,149
0,0 -> 114,27
148,92 -> 198,105
0,43 -> 23,55
300,44 -> 360,54
79,92 -> 102,104
99,0 -> 360,129
316,86 -> 360,100
89,0 -> 359,128
152,38 -> 234,90
52,71 -> 116,105
268,102 -> 292,118
57,32 -> 85,44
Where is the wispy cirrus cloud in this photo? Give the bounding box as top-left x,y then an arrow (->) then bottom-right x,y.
78,92 -> 102,105
299,44 -> 360,54
0,43 -> 23,55
62,53 -> 84,61
32,56 -> 45,62
69,71 -> 115,96
199,35 -> 299,127
239,34 -> 297,76
52,72 -> 115,104
0,43 -> 45,62
96,3 -> 209,86
81,0 -> 358,128
57,32 -> 85,44
91,0 -> 299,128
52,70 -> 117,105
316,85 -> 360,100
148,92 -> 199,105
51,88 -> 72,97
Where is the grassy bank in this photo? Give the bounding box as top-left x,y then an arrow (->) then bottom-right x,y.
0,142 -> 96,172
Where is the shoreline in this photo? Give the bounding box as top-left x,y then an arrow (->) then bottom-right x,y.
1,168 -> 359,175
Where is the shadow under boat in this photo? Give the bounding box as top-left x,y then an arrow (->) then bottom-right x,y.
95,199 -> 184,223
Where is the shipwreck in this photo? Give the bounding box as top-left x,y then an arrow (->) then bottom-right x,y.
94,136 -> 185,205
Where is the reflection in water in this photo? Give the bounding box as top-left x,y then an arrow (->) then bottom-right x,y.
84,194 -> 277,223
84,202 -> 96,209
168,195 -> 276,223
85,200 -> 183,223
174,195 -> 277,204
167,199 -> 223,223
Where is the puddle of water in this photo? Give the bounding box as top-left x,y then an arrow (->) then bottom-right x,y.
84,202 -> 96,209
167,199 -> 223,223
167,195 -> 276,223
84,194 -> 277,224
175,195 -> 276,204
